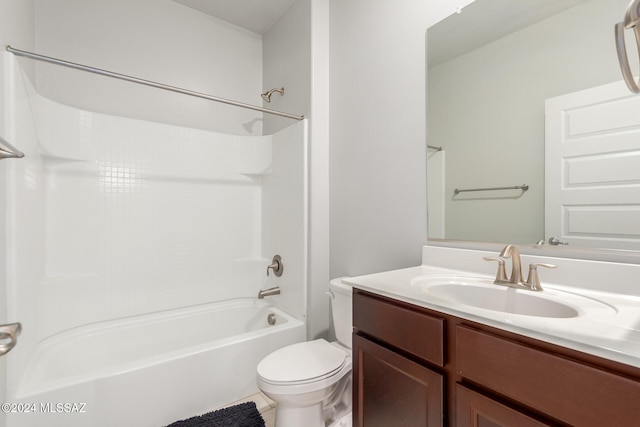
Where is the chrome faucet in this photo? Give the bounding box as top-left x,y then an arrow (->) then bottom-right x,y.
485,244 -> 558,291
258,286 -> 281,299
525,263 -> 557,291
499,244 -> 524,285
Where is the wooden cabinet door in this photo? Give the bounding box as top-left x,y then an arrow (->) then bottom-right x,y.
456,385 -> 551,427
353,333 -> 443,427
456,326 -> 640,427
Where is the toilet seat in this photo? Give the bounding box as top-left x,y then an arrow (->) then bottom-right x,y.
257,339 -> 348,386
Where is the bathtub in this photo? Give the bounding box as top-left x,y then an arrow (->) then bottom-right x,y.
7,299 -> 305,427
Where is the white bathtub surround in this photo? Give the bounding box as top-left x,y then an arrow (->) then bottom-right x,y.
8,299 -> 303,427
2,50 -> 308,426
345,245 -> 640,369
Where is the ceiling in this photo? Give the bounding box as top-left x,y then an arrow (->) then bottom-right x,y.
172,0 -> 298,34
428,0 -> 587,66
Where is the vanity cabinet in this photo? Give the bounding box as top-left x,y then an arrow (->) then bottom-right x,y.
352,289 -> 640,427
352,291 -> 445,426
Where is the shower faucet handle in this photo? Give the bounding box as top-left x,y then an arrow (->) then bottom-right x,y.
266,255 -> 283,277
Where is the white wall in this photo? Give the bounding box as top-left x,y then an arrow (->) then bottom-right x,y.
429,0 -> 628,244
34,0 -> 263,135
263,0 -> 311,135
263,0 -> 332,341
329,0 -> 468,278
0,0 -> 35,413
0,0 -> 35,77
307,0 -> 331,340
0,0 -> 36,318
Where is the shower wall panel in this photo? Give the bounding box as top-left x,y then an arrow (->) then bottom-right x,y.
3,55 -> 299,390
262,120 -> 307,321
26,80 -> 270,336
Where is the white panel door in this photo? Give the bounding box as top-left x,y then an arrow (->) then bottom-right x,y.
545,80 -> 640,250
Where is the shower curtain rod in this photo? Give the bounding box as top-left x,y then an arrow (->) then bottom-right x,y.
6,45 -> 304,121
0,135 -> 25,159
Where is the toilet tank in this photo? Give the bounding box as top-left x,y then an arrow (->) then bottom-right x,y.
329,278 -> 353,349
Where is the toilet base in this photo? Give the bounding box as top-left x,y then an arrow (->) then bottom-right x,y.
328,411 -> 352,427
275,402 -> 324,427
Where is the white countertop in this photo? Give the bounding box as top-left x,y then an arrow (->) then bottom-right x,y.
344,247 -> 640,369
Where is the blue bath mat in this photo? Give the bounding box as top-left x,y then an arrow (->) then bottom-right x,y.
166,401 -> 265,427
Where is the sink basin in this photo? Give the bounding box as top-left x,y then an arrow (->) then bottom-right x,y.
410,275 -> 615,318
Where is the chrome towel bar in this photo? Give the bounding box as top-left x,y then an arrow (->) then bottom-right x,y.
454,184 -> 529,195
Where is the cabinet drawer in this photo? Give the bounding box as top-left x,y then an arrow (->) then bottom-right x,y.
456,384 -> 551,427
353,291 -> 444,367
456,326 -> 640,427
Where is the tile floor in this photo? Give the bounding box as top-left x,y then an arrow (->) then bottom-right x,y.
222,392 -> 276,427
221,392 -> 353,427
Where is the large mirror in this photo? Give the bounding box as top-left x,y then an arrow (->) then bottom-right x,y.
427,0 -> 640,259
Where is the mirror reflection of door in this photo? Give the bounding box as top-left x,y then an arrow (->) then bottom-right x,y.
545,80 -> 640,250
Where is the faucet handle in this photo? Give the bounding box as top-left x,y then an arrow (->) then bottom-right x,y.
483,256 -> 508,283
526,263 -> 557,291
266,255 -> 283,277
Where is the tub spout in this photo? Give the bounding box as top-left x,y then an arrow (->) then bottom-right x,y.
258,286 -> 281,299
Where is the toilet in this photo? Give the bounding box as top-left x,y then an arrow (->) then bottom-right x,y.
257,278 -> 353,427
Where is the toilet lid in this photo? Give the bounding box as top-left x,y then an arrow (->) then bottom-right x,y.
257,339 -> 347,384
